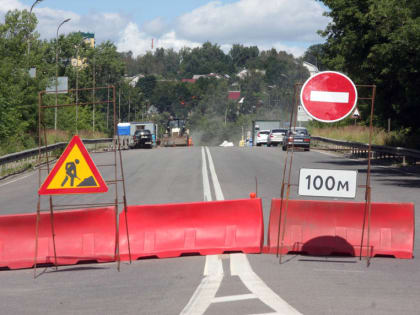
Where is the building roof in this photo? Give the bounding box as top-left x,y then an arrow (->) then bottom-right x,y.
228,91 -> 241,100
181,79 -> 196,83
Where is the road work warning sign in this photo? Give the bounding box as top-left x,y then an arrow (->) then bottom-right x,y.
38,135 -> 108,195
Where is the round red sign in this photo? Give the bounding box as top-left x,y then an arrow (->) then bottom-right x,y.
300,71 -> 358,123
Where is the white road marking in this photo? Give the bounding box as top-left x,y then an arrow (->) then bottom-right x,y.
314,269 -> 364,273
180,255 -> 224,315
181,148 -> 224,314
212,293 -> 257,303
231,253 -> 301,314
181,146 -> 301,314
0,172 -> 35,188
201,147 -> 212,201
310,91 -> 349,103
205,147 -> 224,201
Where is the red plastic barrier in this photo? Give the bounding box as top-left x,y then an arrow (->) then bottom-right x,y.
119,198 -> 264,260
266,199 -> 414,259
0,207 -> 116,270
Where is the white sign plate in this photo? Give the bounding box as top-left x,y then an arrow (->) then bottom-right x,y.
297,105 -> 312,122
298,168 -> 357,198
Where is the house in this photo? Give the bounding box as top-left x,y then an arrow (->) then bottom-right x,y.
181,79 -> 196,83
125,74 -> 145,87
236,69 -> 266,80
228,91 -> 241,100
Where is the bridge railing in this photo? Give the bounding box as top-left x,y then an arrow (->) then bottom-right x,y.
312,136 -> 420,165
0,138 -> 113,179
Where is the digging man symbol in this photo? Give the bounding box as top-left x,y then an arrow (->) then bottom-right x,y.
61,159 -> 80,187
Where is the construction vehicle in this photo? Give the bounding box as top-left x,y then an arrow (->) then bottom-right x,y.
161,119 -> 190,147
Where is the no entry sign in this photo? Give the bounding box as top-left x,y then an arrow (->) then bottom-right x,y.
300,71 -> 358,123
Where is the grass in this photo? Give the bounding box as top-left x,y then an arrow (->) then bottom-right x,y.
309,125 -> 403,146
0,129 -> 110,178
41,129 -> 108,146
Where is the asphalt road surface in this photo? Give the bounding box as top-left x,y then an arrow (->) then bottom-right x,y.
0,146 -> 419,314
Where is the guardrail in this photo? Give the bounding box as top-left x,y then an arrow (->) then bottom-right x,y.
0,138 -> 113,178
311,136 -> 420,165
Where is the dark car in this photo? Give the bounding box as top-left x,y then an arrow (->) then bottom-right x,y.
282,127 -> 311,151
133,129 -> 153,148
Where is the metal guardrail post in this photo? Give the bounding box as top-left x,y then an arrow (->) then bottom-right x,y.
0,138 -> 112,178
312,136 -> 420,165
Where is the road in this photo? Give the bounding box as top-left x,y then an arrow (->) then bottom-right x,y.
0,146 -> 419,314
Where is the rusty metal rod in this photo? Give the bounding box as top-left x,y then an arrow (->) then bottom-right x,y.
50,202 -> 122,208
41,100 -> 112,109
279,84 -> 300,264
39,86 -> 113,96
365,85 -> 376,267
33,196 -> 41,278
117,115 -> 132,263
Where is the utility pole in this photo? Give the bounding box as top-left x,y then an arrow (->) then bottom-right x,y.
27,0 -> 43,57
118,88 -> 121,122
75,45 -> 80,134
54,18 -> 71,130
92,55 -> 96,132
107,73 -> 110,129
128,94 -> 131,121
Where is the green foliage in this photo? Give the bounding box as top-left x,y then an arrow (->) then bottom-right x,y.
0,10 -> 53,153
317,0 -> 420,148
229,44 -> 259,69
137,75 -> 156,99
180,42 -> 234,77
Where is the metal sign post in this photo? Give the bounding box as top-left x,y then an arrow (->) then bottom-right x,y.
276,73 -> 377,267
34,86 -> 131,278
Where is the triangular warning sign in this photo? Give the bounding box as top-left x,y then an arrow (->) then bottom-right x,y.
352,107 -> 360,118
39,135 -> 108,195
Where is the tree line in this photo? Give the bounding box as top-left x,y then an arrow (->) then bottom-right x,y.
305,0 -> 419,148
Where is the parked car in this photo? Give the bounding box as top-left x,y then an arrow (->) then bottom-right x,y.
282,127 -> 311,151
256,130 -> 270,146
267,128 -> 287,147
133,129 -> 153,148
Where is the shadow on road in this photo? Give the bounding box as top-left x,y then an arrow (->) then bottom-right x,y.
313,159 -> 420,188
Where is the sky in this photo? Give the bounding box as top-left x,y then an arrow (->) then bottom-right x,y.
1,0 -> 331,58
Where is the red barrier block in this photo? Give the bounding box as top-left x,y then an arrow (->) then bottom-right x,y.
0,207 -> 116,270
119,198 -> 264,260
267,199 -> 414,259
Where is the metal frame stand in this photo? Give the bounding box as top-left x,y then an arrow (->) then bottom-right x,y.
34,86 -> 131,278
276,83 -> 377,267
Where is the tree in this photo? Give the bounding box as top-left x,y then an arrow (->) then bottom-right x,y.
229,44 -> 259,69
136,75 -> 157,99
318,0 -> 420,147
0,10 -> 53,153
180,42 -> 234,77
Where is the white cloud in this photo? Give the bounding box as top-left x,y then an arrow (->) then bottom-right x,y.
176,0 -> 329,45
0,0 -> 25,12
0,0 -> 330,58
142,17 -> 169,37
0,0 -> 129,44
33,8 -> 129,44
116,23 -> 201,56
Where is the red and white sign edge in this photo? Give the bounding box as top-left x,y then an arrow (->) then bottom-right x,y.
300,71 -> 358,123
